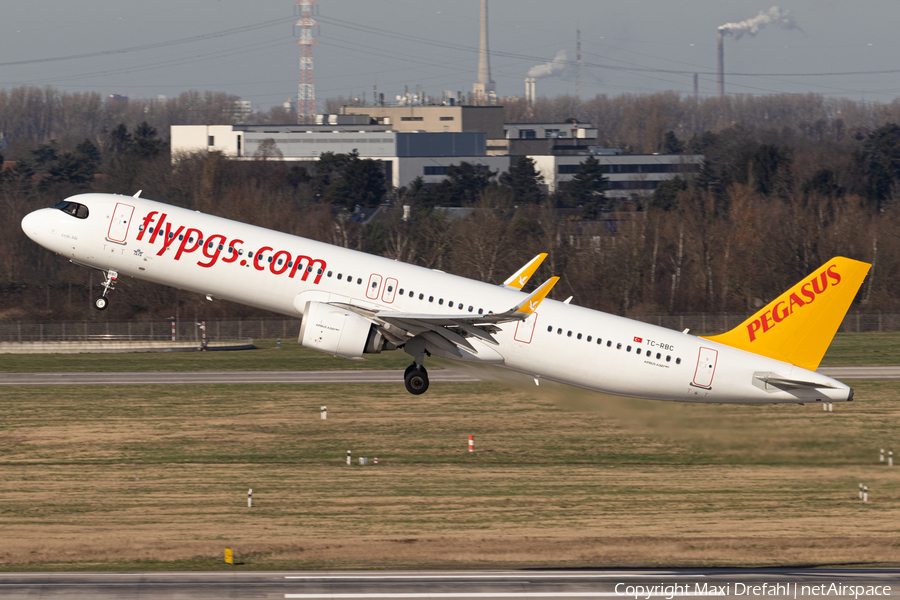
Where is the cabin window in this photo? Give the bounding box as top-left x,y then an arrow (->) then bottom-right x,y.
656,353 -> 661,359
557,328 -> 562,335
468,306 -> 473,312
448,301 -> 454,308
268,257 -> 273,263
676,358 -> 681,364
478,308 -> 483,314
617,343 -> 622,350
567,331 -> 573,337
327,271 -> 332,277
178,234 -> 184,241
635,347 -> 640,354
229,247 -> 234,253
148,227 -> 154,233
577,333 -> 582,340
169,232 -> 175,239
666,356 -> 671,362
597,338 -> 602,344
409,291 -> 414,298
319,269 -> 323,275
459,304 -> 464,310
419,293 -> 424,300
606,340 -> 611,347
547,326 -> 552,332
288,261 -> 293,268
398,288 -> 404,295
439,299 -> 444,305
387,285 -> 393,292
337,274 -> 343,280
238,249 -> 243,255
647,350 -> 652,357
218,244 -> 224,251
429,296 -> 434,302
586,336 -> 591,342
247,251 -> 253,258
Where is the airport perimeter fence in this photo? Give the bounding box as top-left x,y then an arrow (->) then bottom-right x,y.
0,312 -> 897,343
0,318 -> 301,343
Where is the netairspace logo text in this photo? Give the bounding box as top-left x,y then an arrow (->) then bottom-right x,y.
614,583 -> 892,600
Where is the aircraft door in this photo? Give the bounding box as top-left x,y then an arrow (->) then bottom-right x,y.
514,312 -> 538,344
366,274 -> 383,300
692,347 -> 718,388
107,202 -> 135,243
382,278 -> 398,303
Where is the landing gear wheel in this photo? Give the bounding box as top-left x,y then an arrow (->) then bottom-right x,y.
93,296 -> 109,311
404,363 -> 417,379
404,366 -> 429,395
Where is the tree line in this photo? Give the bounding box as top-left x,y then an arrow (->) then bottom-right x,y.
1,87 -> 900,323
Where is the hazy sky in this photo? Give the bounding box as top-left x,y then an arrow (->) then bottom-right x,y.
2,0 -> 899,111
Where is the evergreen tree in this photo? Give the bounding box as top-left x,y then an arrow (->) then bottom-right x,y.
499,156 -> 545,204
559,156 -> 608,216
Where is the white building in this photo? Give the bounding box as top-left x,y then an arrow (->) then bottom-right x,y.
529,153 -> 703,198
170,125 -> 509,189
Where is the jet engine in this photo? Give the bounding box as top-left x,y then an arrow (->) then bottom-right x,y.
299,301 -> 384,359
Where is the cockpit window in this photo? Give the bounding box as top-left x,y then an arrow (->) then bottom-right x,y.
53,201 -> 89,219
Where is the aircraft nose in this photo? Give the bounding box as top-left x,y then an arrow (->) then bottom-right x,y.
21,209 -> 43,241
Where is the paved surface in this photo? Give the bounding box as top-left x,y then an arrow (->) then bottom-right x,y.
0,366 -> 895,386
817,366 -> 900,379
0,369 -> 481,386
0,569 -> 896,599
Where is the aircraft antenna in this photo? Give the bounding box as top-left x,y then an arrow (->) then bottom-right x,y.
293,1 -> 318,124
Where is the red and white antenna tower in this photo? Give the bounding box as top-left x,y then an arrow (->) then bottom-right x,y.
294,1 -> 318,124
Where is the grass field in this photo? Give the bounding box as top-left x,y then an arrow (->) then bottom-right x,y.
1,367 -> 899,571
2,331 -> 900,373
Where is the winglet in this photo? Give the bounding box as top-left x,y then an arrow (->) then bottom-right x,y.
513,276 -> 559,315
503,253 -> 548,290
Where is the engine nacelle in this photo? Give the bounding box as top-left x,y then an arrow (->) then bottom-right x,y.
299,301 -> 384,359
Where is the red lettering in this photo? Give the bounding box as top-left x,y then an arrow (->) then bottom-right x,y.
772,300 -> 789,323
811,272 -> 828,295
801,282 -> 816,304
827,264 -> 842,286
253,246 -> 273,271
174,228 -> 202,260
788,292 -> 805,314
222,238 -> 243,264
137,211 -> 157,241
289,254 -> 327,284
270,250 -> 292,275
198,234 -> 227,268
148,213 -> 167,244
747,319 -> 762,342
156,222 -> 185,256
760,310 -> 774,333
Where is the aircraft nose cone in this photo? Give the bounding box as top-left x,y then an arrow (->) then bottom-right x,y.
21,210 -> 43,241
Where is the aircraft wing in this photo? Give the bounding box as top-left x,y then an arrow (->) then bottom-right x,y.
502,253 -> 548,290
331,276 -> 559,355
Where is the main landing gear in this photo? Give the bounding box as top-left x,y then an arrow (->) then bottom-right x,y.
93,269 -> 118,311
404,363 -> 429,395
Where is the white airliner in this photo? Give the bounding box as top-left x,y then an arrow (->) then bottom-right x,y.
22,192 -> 870,403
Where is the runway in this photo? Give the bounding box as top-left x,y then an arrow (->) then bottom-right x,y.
0,368 -> 481,386
0,569 -> 897,599
0,366 -> 894,386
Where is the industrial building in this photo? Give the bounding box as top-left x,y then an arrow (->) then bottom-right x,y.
170,124 -> 508,189
529,152 -> 703,198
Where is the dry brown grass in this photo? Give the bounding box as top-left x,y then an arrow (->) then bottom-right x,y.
1,374 -> 900,570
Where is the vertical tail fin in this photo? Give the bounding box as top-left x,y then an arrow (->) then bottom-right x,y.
702,257 -> 871,370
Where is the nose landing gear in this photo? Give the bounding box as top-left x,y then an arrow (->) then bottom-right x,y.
93,269 -> 118,311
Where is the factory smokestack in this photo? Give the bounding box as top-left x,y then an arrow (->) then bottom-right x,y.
717,7 -> 800,99
717,30 -> 724,98
473,0 -> 496,105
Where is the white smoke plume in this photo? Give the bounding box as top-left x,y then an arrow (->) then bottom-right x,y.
527,49 -> 570,79
718,6 -> 800,40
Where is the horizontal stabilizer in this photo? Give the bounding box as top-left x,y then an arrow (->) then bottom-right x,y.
754,372 -> 838,389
